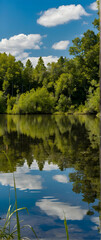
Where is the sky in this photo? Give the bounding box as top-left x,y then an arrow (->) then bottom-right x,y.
0,0 -> 98,67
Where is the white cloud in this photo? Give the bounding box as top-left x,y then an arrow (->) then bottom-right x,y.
91,217 -> 101,232
52,40 -> 70,50
36,197 -> 87,220
16,52 -> 30,61
53,175 -> 69,183
30,160 -> 59,171
91,216 -> 99,225
0,160 -> 61,190
23,56 -> 58,67
91,217 -> 100,226
0,161 -> 42,190
37,4 -> 89,27
16,159 -> 59,172
0,33 -> 43,58
89,2 -> 97,11
0,173 -> 42,190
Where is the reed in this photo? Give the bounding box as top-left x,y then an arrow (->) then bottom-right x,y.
64,217 -> 69,240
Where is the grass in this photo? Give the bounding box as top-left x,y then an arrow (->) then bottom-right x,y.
64,217 -> 69,240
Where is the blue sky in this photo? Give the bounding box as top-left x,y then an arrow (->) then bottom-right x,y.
0,0 -> 98,66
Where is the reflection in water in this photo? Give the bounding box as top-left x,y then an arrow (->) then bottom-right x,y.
0,172 -> 42,191
53,175 -> 69,183
0,114 -> 100,239
36,197 -> 87,220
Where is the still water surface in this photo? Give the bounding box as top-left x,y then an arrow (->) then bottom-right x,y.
0,115 -> 100,239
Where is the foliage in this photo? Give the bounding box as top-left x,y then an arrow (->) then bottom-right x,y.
12,87 -> 55,114
0,14 -> 99,115
7,95 -> 17,114
85,84 -> 100,114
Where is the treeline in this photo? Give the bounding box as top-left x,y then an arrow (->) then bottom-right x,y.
0,18 -> 99,115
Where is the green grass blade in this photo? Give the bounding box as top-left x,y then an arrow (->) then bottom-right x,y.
13,174 -> 21,240
3,205 -> 11,231
9,187 -> 11,235
64,217 -> 69,240
8,207 -> 28,220
21,225 -> 39,240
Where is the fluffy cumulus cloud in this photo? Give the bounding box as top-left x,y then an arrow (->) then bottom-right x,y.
0,161 -> 42,190
0,160 -> 60,190
36,197 -> 87,220
89,2 -> 97,11
53,175 -> 69,183
0,173 -> 42,190
0,34 -> 59,67
23,56 -> 58,67
37,4 -> 89,27
0,33 -> 43,58
52,40 -> 70,50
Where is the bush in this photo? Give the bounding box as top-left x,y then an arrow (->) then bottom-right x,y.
85,85 -> 99,114
7,95 -> 16,114
12,88 -> 55,114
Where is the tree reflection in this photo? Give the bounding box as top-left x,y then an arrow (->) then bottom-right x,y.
0,114 -> 100,215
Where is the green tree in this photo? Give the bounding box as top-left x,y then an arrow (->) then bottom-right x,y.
23,59 -> 33,92
33,57 -> 47,88
3,54 -> 23,96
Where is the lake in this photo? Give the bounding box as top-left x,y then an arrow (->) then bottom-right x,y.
0,114 -> 100,239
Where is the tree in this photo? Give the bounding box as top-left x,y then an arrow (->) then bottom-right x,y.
3,54 -> 23,96
33,57 -> 47,88
23,59 -> 33,92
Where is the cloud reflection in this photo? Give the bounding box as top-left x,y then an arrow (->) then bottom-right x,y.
91,217 -> 100,231
30,160 -> 59,171
0,160 -> 60,190
0,173 -> 42,190
36,197 -> 87,220
53,175 -> 68,183
0,162 -> 42,190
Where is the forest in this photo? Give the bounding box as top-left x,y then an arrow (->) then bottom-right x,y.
0,15 -> 99,115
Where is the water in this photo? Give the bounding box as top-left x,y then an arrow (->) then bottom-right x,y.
0,114 -> 100,239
